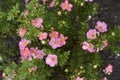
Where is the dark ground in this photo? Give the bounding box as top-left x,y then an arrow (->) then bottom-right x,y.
95,0 -> 120,80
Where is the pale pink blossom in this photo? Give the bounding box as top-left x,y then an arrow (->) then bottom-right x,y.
31,18 -> 44,29
49,0 -> 54,7
76,76 -> 84,80
20,47 -> 30,60
49,38 -> 60,49
36,50 -> 46,59
82,41 -> 90,50
49,31 -> 59,38
103,77 -> 108,80
61,0 -> 73,12
7,77 -> 12,80
85,0 -> 93,2
105,64 -> 113,74
19,26 -> 27,37
87,43 -> 95,53
86,29 -> 98,39
46,54 -> 58,67
19,39 -> 30,50
95,21 -> 107,33
58,34 -> 68,47
38,32 -> 47,41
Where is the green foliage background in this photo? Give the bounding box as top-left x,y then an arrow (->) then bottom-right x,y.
0,0 -> 120,80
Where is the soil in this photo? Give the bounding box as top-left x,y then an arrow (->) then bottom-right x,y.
95,0 -> 120,80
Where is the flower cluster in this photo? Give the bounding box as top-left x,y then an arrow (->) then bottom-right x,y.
19,39 -> 46,62
82,21 -> 108,53
49,31 -> 68,49
19,38 -> 58,67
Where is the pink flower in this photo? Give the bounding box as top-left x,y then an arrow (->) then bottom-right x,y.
61,0 -> 73,12
49,38 -> 60,49
86,29 -> 98,39
19,26 -> 27,37
38,32 -> 47,41
58,34 -> 68,47
19,39 -> 30,50
85,0 -> 93,2
49,0 -> 54,7
7,77 -> 12,80
105,64 -> 113,74
31,18 -> 44,29
49,31 -> 59,38
87,43 -> 95,53
46,54 -> 58,67
76,76 -> 84,80
36,50 -> 46,59
82,42 -> 95,53
103,77 -> 108,80
23,10 -> 29,18
95,21 -> 107,33
20,47 -> 30,60
82,41 -> 90,50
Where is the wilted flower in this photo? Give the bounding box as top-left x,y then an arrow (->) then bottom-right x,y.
38,32 -> 48,41
102,40 -> 108,48
19,26 -> 27,37
95,21 -> 107,33
25,0 -> 29,4
31,18 -> 44,29
32,65 -> 38,72
23,10 -> 29,18
46,54 -> 58,67
61,0 -> 73,12
30,47 -> 38,59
